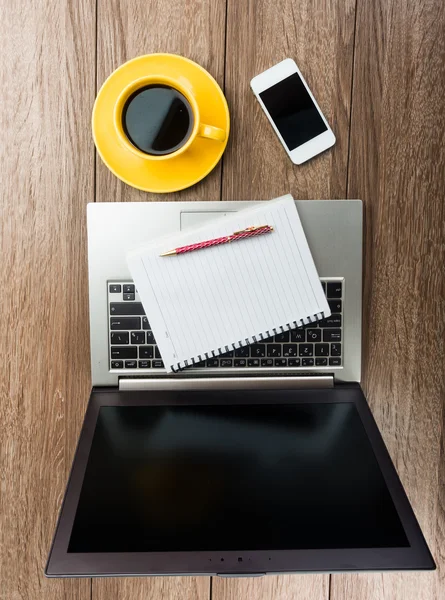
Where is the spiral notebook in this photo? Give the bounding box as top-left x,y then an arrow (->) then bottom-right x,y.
127,195 -> 331,372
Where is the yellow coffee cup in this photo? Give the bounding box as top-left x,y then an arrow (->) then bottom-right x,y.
114,75 -> 226,161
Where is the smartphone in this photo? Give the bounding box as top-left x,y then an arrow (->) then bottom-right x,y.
250,58 -> 335,164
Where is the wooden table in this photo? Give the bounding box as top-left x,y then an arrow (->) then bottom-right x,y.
1,0 -> 444,598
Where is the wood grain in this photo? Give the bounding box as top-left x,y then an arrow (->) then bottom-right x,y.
93,576 -> 209,600
213,574 -> 328,600
331,0 -> 445,599
222,0 -> 356,201
96,0 -> 226,202
0,0 -> 95,599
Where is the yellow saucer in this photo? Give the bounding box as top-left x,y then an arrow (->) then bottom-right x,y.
92,54 -> 230,193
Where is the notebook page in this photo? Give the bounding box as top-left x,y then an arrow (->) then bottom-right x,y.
128,195 -> 330,372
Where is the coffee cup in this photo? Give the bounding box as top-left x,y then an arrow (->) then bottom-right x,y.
114,75 -> 226,160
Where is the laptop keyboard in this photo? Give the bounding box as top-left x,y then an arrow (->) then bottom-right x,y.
108,279 -> 344,371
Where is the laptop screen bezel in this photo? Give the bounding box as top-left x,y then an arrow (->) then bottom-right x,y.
45,384 -> 435,577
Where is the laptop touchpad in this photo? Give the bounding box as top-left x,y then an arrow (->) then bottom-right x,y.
180,211 -> 235,230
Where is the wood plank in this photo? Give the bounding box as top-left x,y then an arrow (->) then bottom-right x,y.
0,0 -> 95,598
216,1 -> 355,598
332,0 -> 445,599
93,577 -> 209,600
94,0 -> 226,597
213,575 -> 328,600
96,0 -> 226,202
222,0 -> 356,201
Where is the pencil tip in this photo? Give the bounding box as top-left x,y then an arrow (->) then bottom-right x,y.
160,250 -> 176,257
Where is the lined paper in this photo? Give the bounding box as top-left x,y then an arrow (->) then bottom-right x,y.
127,195 -> 330,372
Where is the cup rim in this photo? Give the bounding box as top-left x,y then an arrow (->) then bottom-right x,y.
113,75 -> 200,161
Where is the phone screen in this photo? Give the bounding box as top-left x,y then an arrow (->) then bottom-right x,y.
259,73 -> 327,151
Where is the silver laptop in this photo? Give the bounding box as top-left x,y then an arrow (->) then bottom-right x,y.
46,200 -> 434,577
89,199 -> 362,389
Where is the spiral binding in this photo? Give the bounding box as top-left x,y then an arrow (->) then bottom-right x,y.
171,311 -> 326,372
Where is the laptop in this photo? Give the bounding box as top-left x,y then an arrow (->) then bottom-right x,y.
46,199 -> 434,577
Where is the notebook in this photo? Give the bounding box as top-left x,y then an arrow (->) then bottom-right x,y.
127,195 -> 331,372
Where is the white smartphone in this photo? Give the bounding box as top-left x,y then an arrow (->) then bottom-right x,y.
250,58 -> 335,165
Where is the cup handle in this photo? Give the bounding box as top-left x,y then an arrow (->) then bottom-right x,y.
198,123 -> 226,143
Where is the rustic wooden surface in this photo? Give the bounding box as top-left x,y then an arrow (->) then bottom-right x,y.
1,0 -> 444,599
0,1 -> 94,599
331,1 -> 445,600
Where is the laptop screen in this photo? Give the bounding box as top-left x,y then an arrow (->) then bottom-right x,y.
68,402 -> 408,553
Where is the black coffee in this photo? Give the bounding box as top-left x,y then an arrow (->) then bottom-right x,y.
122,85 -> 193,155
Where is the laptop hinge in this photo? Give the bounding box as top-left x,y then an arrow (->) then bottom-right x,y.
119,375 -> 334,392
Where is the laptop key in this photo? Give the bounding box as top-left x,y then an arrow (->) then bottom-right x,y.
146,331 -> 156,344
331,343 -> 342,356
291,329 -> 305,342
234,359 -> 247,367
288,358 -> 301,367
123,293 -> 135,301
315,343 -> 329,356
251,344 -> 266,357
111,332 -> 129,345
306,329 -> 321,342
130,332 -> 145,344
261,359 -> 274,367
248,359 -> 260,367
153,360 -> 164,368
220,359 -> 233,367
110,317 -> 140,330
142,316 -> 150,329
274,331 -> 289,342
315,357 -> 328,366
206,359 -> 219,367
302,358 -> 314,367
328,299 -> 342,313
283,344 -> 298,357
110,302 -> 145,315
321,314 -> 342,328
274,358 -> 287,367
139,346 -> 154,359
109,284 -> 121,293
235,346 -> 249,357
123,284 -> 135,293
110,347 -> 137,359
111,360 -> 123,368
138,360 -> 151,368
267,345 -> 281,357
329,357 -> 342,366
323,329 -> 342,342
125,360 -> 137,368
327,282 -> 342,298
299,344 -> 313,357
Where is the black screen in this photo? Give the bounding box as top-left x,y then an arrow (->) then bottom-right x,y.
68,403 -> 408,552
260,73 -> 328,150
